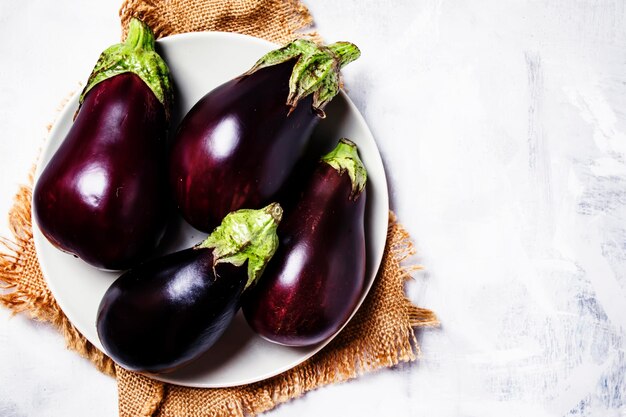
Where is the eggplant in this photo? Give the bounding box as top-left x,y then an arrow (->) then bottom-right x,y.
33,18 -> 173,270
243,139 -> 367,346
97,203 -> 282,373
170,39 -> 360,232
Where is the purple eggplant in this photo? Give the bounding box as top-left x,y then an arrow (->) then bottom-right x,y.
243,139 -> 367,346
33,18 -> 173,270
97,203 -> 282,373
170,39 -> 360,232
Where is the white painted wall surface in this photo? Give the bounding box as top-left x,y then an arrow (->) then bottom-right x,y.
0,1 -> 624,416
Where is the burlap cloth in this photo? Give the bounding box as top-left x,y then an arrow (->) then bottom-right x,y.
0,1 -> 438,416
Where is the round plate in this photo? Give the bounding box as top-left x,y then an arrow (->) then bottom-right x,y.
32,32 -> 389,388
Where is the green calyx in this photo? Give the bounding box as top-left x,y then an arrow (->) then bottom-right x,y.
243,39 -> 361,117
321,138 -> 367,199
197,203 -> 283,289
79,18 -> 173,118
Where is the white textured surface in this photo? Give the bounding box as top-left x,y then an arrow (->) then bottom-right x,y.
1,0 -> 625,416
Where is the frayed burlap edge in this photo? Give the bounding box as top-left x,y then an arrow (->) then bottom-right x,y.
0,176 -> 116,377
119,0 -> 319,43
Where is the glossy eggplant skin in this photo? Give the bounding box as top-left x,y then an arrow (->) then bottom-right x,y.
97,247 -> 246,373
34,73 -> 169,270
243,164 -> 366,346
170,61 -> 317,232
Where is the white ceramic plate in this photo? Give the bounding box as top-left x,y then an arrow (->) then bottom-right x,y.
32,32 -> 389,388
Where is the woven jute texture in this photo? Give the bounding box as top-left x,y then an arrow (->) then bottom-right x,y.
119,0 -> 316,43
0,1 -> 438,416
